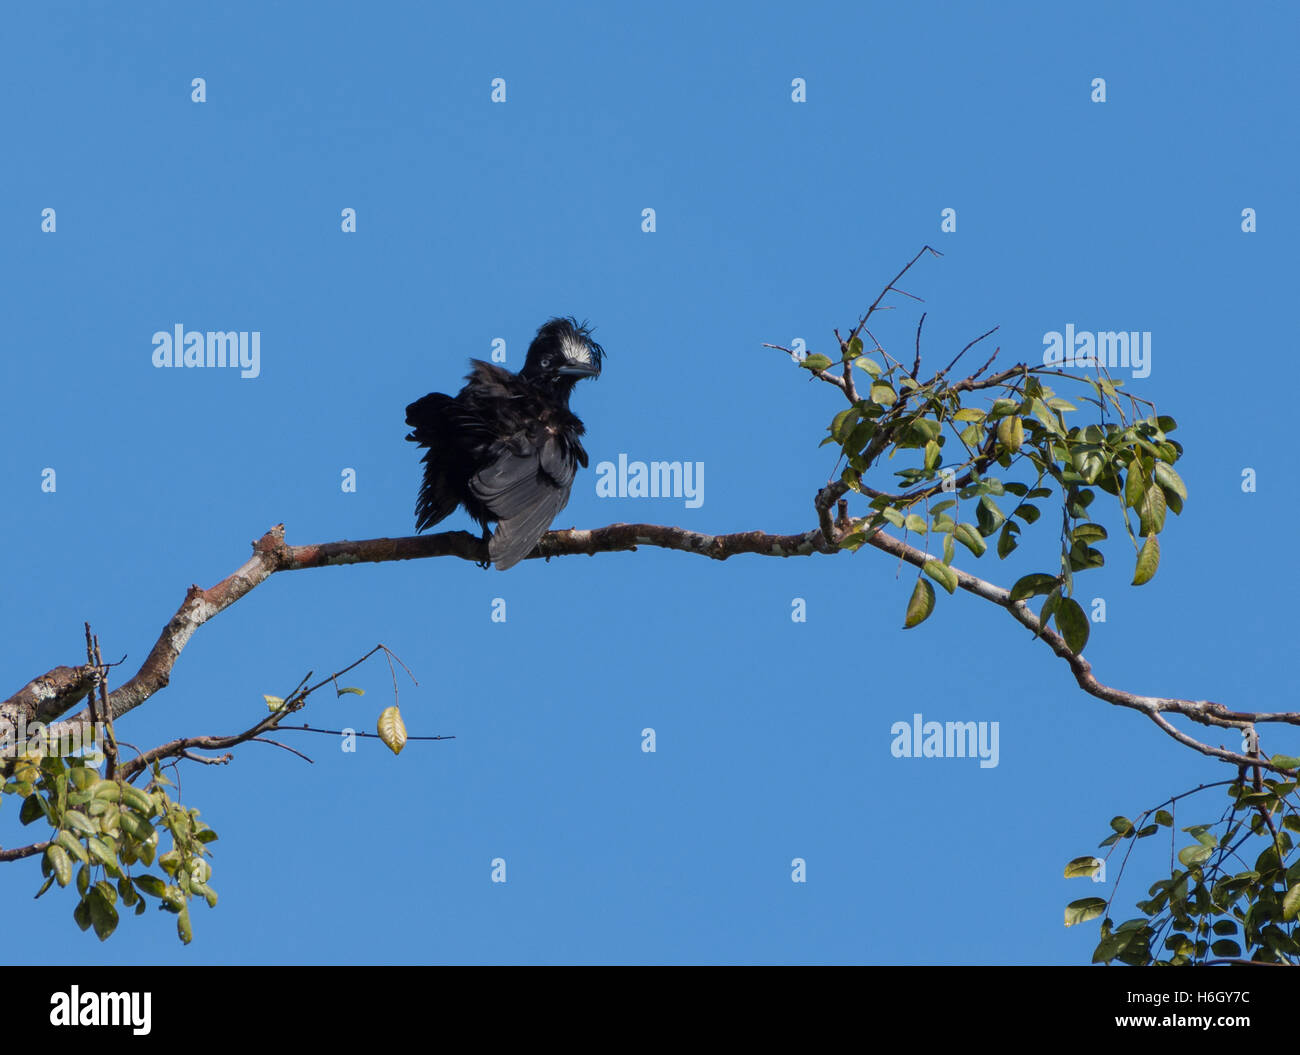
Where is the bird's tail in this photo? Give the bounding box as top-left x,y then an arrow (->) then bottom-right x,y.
405,393 -> 461,531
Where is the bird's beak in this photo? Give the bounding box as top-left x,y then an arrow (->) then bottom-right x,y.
557,360 -> 600,378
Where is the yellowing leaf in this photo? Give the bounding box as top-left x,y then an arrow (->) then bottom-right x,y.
1138,483 -> 1167,536
903,578 -> 936,628
923,560 -> 958,595
1064,897 -> 1107,928
997,415 -> 1024,452
377,706 -> 408,756
1063,856 -> 1103,879
1132,534 -> 1160,586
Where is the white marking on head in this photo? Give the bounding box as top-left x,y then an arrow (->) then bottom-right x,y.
561,334 -> 593,366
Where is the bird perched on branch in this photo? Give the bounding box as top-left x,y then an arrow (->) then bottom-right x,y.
405,317 -> 604,570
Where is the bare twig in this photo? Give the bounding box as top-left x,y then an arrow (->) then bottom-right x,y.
847,245 -> 943,348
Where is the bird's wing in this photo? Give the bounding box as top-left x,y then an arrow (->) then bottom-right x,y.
470,435 -> 576,570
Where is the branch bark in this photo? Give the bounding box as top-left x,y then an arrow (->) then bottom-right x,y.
1,516 -> 1287,780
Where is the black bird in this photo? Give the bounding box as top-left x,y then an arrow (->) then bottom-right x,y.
405,317 -> 604,570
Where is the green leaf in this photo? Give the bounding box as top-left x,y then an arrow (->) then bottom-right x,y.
854,356 -> 882,377
64,810 -> 97,837
1124,458 -> 1146,508
1030,398 -> 1064,436
120,784 -> 154,816
1154,461 -> 1187,501
996,521 -> 1019,558
19,794 -> 47,826
336,686 -> 365,698
923,560 -> 958,595
829,407 -> 856,443
923,440 -> 942,471
1038,587 -> 1062,638
55,831 -> 88,864
1210,939 -> 1242,958
953,524 -> 986,558
264,695 -> 285,712
86,837 -> 123,878
1154,810 -> 1173,827
177,904 -> 193,945
119,812 -> 155,843
903,514 -> 928,534
69,768 -> 98,792
1270,755 -> 1300,771
1071,522 -> 1108,543
953,408 -> 984,423
92,781 -> 121,802
1178,844 -> 1215,867
1010,573 -> 1058,603
903,578 -> 936,629
1132,534 -> 1160,586
1055,597 -> 1090,654
800,353 -> 832,372
45,845 -> 72,888
869,381 -> 897,406
1065,898 -> 1107,927
135,874 -> 168,898
976,496 -> 1005,536
1283,882 -> 1300,922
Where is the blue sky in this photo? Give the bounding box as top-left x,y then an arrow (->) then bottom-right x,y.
1,1 -> 1294,964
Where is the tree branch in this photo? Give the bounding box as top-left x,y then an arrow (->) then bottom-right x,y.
5,513 -> 1286,783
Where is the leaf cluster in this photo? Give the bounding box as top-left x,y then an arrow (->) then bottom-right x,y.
4,749 -> 217,944
814,352 -> 1186,647
1065,774 -> 1300,964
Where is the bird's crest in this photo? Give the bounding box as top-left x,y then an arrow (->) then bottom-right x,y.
532,316 -> 605,376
